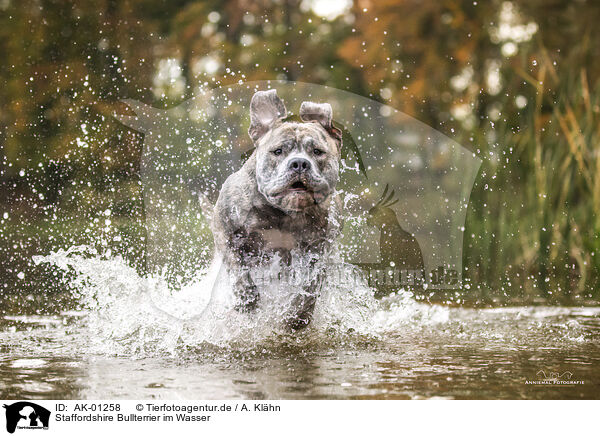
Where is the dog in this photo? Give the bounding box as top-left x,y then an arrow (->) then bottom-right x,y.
212,89 -> 343,330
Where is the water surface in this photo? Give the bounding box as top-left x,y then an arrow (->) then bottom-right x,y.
1,306 -> 598,399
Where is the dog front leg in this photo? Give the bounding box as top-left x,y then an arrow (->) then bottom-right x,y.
234,264 -> 260,312
222,249 -> 260,312
285,263 -> 325,330
221,228 -> 263,312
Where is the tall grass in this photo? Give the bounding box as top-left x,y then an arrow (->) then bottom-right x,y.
464,52 -> 600,304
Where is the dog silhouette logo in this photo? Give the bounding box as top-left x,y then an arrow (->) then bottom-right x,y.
3,402 -> 50,433
365,184 -> 425,271
353,184 -> 426,296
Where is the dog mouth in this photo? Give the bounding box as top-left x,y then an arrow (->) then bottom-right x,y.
289,181 -> 309,191
268,177 -> 327,202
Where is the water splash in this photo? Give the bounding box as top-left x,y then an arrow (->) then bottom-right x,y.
33,246 -> 449,357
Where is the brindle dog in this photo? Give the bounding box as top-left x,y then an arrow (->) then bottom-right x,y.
212,89 -> 343,330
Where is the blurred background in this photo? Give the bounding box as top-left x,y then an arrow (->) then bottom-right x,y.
1,0 -> 599,313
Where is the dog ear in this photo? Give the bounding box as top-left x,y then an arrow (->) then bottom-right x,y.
299,101 -> 342,144
248,89 -> 287,142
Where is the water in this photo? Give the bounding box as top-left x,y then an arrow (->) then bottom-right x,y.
0,249 -> 598,399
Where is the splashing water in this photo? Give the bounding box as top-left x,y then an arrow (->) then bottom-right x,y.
3,248 -> 597,399
32,246 -> 448,357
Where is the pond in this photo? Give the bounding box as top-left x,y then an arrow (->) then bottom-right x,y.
1,305 -> 598,399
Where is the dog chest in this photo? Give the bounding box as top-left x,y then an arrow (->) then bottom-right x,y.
258,228 -> 297,250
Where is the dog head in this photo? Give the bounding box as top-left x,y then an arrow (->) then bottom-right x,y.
249,89 -> 342,213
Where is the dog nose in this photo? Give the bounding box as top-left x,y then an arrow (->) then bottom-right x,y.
288,157 -> 311,173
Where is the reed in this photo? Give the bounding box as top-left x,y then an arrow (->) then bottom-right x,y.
463,51 -> 600,303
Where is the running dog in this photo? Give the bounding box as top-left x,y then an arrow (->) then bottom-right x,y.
212,89 -> 343,330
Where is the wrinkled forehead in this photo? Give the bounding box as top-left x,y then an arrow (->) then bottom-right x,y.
266,122 -> 336,149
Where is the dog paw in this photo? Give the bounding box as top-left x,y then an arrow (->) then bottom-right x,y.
285,312 -> 313,331
234,300 -> 258,313
234,286 -> 260,312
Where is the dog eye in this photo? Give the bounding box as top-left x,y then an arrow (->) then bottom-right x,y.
272,148 -> 283,156
313,148 -> 325,156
